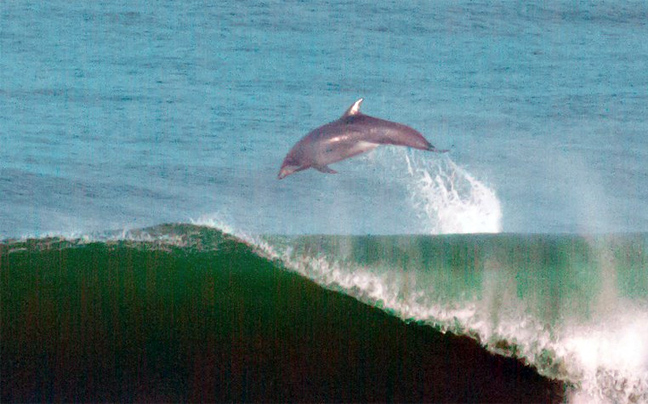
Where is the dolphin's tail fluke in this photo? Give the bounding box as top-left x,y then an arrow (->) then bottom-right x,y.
427,144 -> 450,153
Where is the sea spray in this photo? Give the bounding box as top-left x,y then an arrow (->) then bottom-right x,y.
402,152 -> 502,234
561,309 -> 648,404
246,231 -> 648,404
363,147 -> 502,234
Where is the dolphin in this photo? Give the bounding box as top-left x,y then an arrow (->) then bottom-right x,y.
278,98 -> 448,179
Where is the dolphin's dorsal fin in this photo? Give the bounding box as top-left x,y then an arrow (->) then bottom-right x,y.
342,98 -> 364,118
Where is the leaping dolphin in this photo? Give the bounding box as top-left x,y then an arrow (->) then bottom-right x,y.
278,98 -> 448,179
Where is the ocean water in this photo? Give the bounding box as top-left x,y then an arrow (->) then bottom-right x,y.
1,226 -> 566,403
259,231 -> 648,403
2,0 -> 648,236
2,1 -> 648,403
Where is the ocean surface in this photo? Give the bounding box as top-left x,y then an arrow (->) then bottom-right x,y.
1,1 -> 648,403
2,225 -> 568,403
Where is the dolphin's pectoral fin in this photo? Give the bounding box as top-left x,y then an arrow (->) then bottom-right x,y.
315,165 -> 338,174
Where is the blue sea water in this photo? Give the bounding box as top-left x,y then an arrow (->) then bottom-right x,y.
2,1 -> 647,237
2,1 -> 648,402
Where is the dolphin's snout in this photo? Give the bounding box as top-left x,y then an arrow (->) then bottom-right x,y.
278,165 -> 297,180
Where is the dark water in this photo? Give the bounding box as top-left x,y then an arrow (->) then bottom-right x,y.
4,224 -> 648,402
1,224 -> 565,402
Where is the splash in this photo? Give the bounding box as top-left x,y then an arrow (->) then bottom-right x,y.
371,147 -> 502,234
405,153 -> 501,234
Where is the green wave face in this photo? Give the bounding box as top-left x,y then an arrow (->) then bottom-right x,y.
265,231 -> 648,402
2,224 -> 647,403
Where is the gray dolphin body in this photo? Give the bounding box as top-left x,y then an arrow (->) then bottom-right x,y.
278,99 -> 448,179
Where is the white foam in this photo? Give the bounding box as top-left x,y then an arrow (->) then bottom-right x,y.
244,234 -> 648,404
402,152 -> 502,234
365,147 -> 502,234
559,308 -> 648,404
109,148 -> 645,404
190,212 -> 238,237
